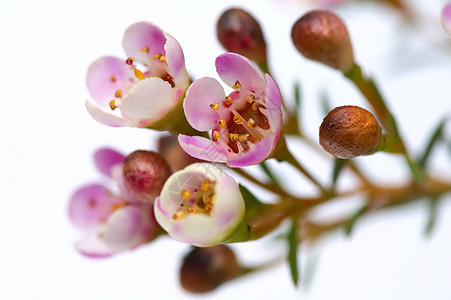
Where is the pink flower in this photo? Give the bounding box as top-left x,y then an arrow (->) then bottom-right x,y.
154,163 -> 247,247
85,22 -> 190,130
441,4 -> 451,38
68,148 -> 156,257
178,53 -> 283,167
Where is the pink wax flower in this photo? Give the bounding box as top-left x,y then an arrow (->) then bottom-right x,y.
441,4 -> 451,38
68,148 -> 157,257
178,53 -> 283,167
154,163 -> 248,247
86,22 -> 190,130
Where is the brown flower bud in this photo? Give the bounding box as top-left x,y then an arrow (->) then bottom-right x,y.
180,245 -> 242,293
319,106 -> 382,159
217,8 -> 267,64
122,150 -> 171,203
157,135 -> 198,171
291,10 -> 354,72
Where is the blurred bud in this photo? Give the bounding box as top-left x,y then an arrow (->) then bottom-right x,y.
441,4 -> 451,38
123,150 -> 172,203
217,8 -> 267,64
319,106 -> 382,159
157,135 -> 198,171
180,245 -> 242,293
291,10 -> 354,72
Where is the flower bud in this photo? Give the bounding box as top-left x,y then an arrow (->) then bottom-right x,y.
123,150 -> 172,203
217,8 -> 267,64
319,106 -> 382,159
291,10 -> 354,72
180,245 -> 242,293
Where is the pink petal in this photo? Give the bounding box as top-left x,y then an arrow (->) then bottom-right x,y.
216,53 -> 266,94
101,206 -> 153,252
94,148 -> 125,177
85,101 -> 137,127
178,135 -> 228,163
164,33 -> 189,87
227,135 -> 277,167
264,74 -> 283,131
183,77 -> 225,131
441,4 -> 451,37
122,22 -> 166,66
75,231 -> 114,258
68,184 -> 122,231
86,56 -> 135,106
120,77 -> 174,120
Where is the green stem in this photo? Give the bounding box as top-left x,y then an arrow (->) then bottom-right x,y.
233,168 -> 288,196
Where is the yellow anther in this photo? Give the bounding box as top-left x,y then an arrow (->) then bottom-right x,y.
201,179 -> 210,192
223,96 -> 232,107
232,80 -> 241,89
110,75 -> 116,82
233,115 -> 243,125
153,54 -> 162,60
247,118 -> 256,127
181,190 -> 192,200
212,130 -> 220,141
159,55 -> 166,62
172,211 -> 185,220
204,197 -> 212,205
251,102 -> 259,111
210,103 -> 219,110
246,94 -> 255,104
218,119 -> 226,128
187,207 -> 196,214
140,46 -> 149,53
239,134 -> 249,142
114,90 -> 122,98
109,100 -> 117,110
134,68 -> 145,80
229,133 -> 239,142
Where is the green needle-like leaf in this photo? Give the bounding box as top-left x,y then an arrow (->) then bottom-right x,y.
239,184 -> 264,208
259,162 -> 280,186
345,202 -> 369,236
288,216 -> 299,286
331,158 -> 347,190
418,117 -> 447,169
424,196 -> 440,237
320,91 -> 331,116
294,82 -> 302,114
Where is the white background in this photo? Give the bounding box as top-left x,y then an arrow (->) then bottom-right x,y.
1,0 -> 451,299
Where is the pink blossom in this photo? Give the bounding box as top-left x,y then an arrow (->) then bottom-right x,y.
178,53 -> 283,167
85,22 -> 189,130
441,4 -> 451,38
68,148 -> 156,257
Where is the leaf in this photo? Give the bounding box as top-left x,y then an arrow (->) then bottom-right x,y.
418,117 -> 447,169
259,162 -> 279,186
239,184 -> 264,208
424,196 -> 440,237
288,216 -> 300,286
345,202 -> 369,236
293,82 -> 302,114
320,91 -> 331,116
331,158 -> 347,190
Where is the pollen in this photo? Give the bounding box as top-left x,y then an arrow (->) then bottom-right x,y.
232,80 -> 241,89
172,211 -> 185,220
109,99 -> 117,110
246,94 -> 255,104
114,89 -> 122,98
218,119 -> 227,128
233,115 -> 243,125
210,103 -> 219,110
229,133 -> 239,142
181,189 -> 192,200
109,75 -> 116,82
125,57 -> 134,65
251,102 -> 259,111
159,55 -> 166,62
134,68 -> 145,80
140,46 -> 149,53
223,96 -> 232,107
247,118 -> 256,127
212,130 -> 220,141
201,179 -> 210,192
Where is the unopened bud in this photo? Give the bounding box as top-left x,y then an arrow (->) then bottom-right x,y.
291,10 -> 354,72
180,245 -> 242,293
123,150 -> 171,203
217,8 -> 267,64
319,106 -> 382,159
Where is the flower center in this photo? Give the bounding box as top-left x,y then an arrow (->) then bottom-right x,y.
172,179 -> 216,220
210,80 -> 270,154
